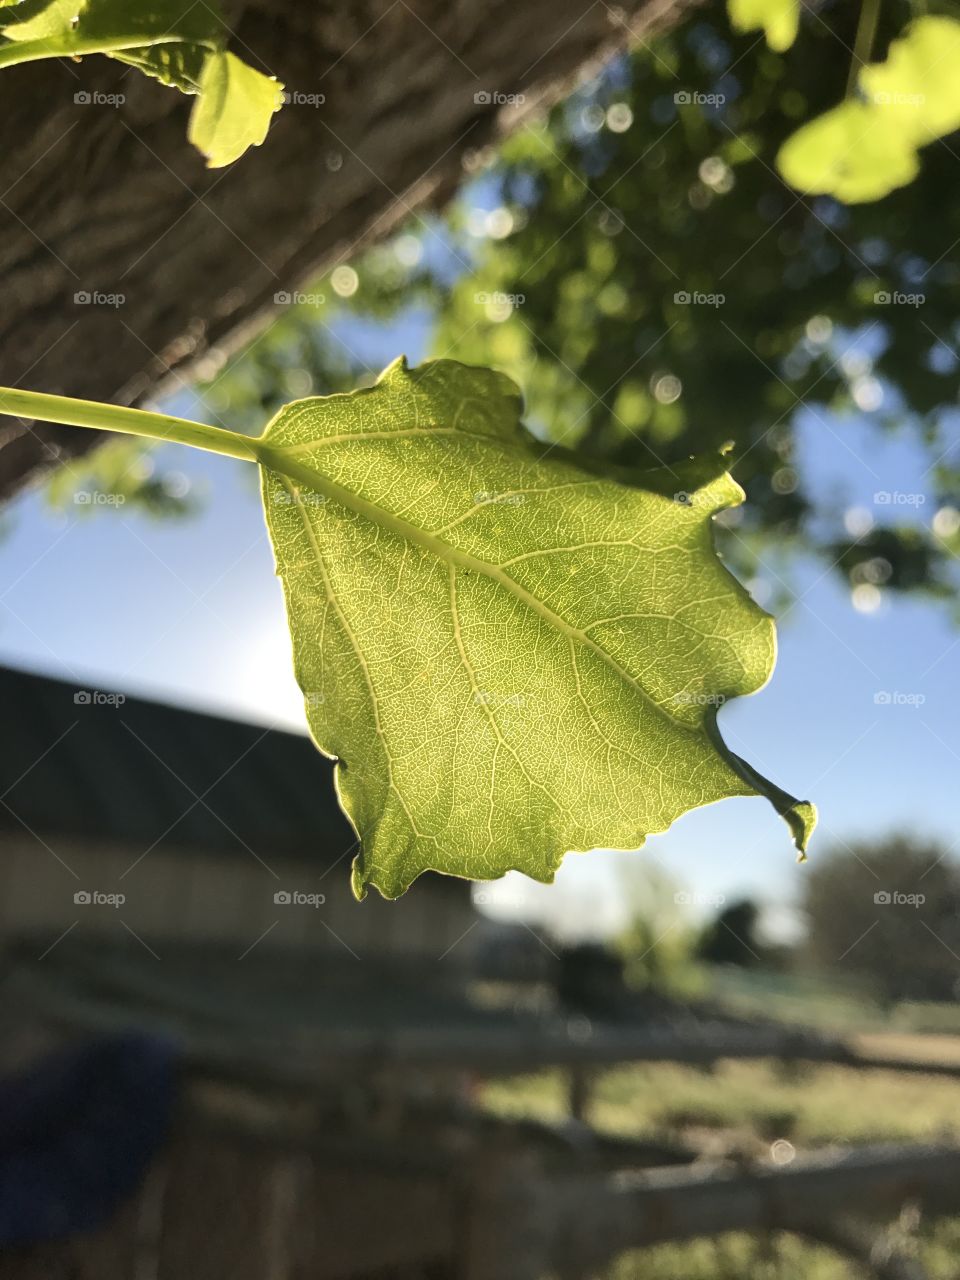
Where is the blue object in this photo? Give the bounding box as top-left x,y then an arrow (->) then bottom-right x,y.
0,1033 -> 178,1245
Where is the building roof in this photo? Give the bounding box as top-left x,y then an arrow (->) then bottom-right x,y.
0,664 -> 359,868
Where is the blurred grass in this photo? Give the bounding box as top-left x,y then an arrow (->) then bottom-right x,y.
609,1234 -> 852,1280
705,967 -> 960,1036
480,970 -> 960,1276
607,1223 -> 960,1280
482,1058 -> 960,1146
483,1062 -> 960,1276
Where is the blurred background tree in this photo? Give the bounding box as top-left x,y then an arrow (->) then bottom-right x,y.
804,835 -> 960,1003
205,1 -> 960,613
697,898 -> 766,968
615,860 -> 705,1000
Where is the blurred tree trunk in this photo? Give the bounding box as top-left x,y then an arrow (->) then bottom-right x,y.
0,0 -> 697,500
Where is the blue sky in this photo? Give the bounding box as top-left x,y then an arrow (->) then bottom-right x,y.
0,283 -> 954,943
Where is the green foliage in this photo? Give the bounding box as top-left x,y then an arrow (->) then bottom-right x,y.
805,835 -> 960,1002
258,356 -> 813,897
610,1234 -> 851,1280
44,438 -> 199,518
860,17 -> 960,144
0,0 -> 282,167
617,861 -> 706,998
0,0 -> 214,48
727,0 -> 799,52
109,42 -> 206,93
778,17 -> 960,202
778,99 -> 920,203
187,51 -> 283,168
216,7 -> 957,614
696,897 -> 764,967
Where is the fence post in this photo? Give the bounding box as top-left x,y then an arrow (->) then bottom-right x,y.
460,1147 -> 551,1280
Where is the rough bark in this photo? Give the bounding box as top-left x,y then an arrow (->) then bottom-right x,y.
0,0 -> 696,501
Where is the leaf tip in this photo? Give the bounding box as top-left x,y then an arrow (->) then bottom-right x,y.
379,354 -> 410,383
350,859 -> 369,901
786,799 -> 817,859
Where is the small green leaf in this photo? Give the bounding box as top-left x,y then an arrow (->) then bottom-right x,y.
727,0 -> 799,52
0,0 -> 221,63
109,42 -> 207,94
860,16 -> 960,146
187,50 -> 284,168
0,0 -> 282,166
777,99 -> 919,203
0,0 -> 79,40
257,357 -> 815,899
777,16 -> 960,203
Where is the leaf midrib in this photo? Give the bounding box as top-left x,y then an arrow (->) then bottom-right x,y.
259,442 -> 717,737
0,31 -> 217,67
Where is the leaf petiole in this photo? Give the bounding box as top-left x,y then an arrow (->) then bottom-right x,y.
846,0 -> 881,96
0,387 -> 260,464
0,33 -> 219,70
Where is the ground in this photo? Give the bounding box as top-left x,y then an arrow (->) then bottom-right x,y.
480,969 -> 960,1277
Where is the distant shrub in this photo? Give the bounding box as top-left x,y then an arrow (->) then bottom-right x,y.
804,835 -> 960,1002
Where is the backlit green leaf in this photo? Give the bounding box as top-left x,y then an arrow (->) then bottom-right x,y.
860,17 -> 960,146
727,0 -> 799,52
257,357 -> 815,899
0,0 -> 221,63
110,42 -> 207,94
187,50 -> 284,168
777,16 -> 960,203
777,99 -> 919,203
0,0 -> 282,166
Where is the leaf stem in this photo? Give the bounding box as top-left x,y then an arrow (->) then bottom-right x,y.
0,388 -> 260,464
703,709 -> 816,857
0,34 -> 219,70
846,0 -> 882,96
